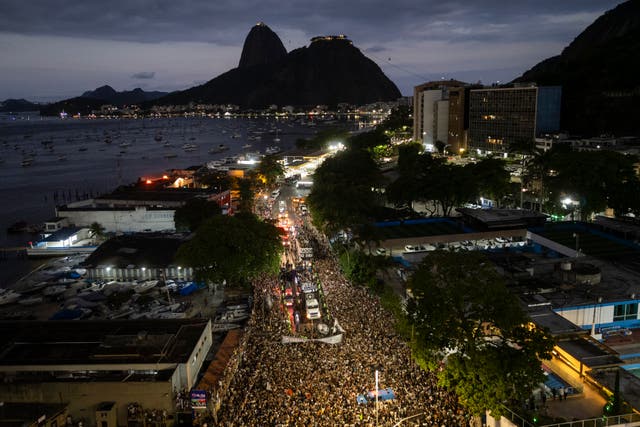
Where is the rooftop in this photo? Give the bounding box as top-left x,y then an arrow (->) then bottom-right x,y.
82,233 -> 187,268
0,319 -> 209,366
528,307 -> 588,337
457,208 -> 548,230
557,337 -> 623,369
41,226 -> 83,243
503,255 -> 640,309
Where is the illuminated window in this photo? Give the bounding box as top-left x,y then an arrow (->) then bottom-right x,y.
614,303 -> 638,321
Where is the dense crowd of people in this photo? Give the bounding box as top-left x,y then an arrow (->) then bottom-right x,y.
215,227 -> 469,426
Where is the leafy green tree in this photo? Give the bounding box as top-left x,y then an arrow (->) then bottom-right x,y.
471,158 -> 511,207
546,149 -> 639,218
256,155 -> 285,188
407,251 -> 554,417
387,143 -> 423,208
175,214 -> 282,286
378,106 -> 413,133
347,129 -> 390,153
434,140 -> 447,155
234,178 -> 255,213
88,222 -> 106,242
174,198 -> 222,232
609,177 -> 640,218
307,148 -> 385,234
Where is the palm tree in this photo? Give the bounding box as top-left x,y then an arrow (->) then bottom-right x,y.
88,222 -> 106,243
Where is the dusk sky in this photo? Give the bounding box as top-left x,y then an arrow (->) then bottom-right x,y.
0,0 -> 623,102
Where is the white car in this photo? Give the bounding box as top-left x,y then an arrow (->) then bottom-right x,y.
279,200 -> 286,213
404,244 -> 425,252
375,248 -> 387,256
306,298 -> 321,319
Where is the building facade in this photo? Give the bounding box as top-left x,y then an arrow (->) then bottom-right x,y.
0,320 -> 213,426
468,85 -> 562,154
413,80 -> 470,152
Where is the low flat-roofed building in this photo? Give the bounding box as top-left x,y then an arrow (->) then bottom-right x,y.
27,226 -> 95,257
456,208 -> 548,230
56,187 -> 223,233
81,233 -> 193,281
0,319 -> 212,426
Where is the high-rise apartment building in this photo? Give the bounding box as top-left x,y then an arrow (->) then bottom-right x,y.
468,85 -> 561,153
413,80 -> 467,152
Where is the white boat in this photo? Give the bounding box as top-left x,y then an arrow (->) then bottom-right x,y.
119,142 -> 131,148
19,296 -> 43,306
134,280 -> 159,294
242,143 -> 252,149
0,290 -> 21,306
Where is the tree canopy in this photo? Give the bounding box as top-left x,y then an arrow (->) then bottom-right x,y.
526,146 -> 640,218
307,148 -> 385,234
387,149 -> 511,215
407,251 -> 554,416
255,154 -> 285,188
175,213 -> 283,286
173,197 -> 222,232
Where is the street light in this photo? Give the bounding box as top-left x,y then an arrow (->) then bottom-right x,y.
572,232 -> 580,257
375,369 -> 379,427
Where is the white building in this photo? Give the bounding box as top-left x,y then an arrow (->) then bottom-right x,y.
58,201 -> 176,233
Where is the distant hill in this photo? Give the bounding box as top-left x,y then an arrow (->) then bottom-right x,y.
0,98 -> 39,112
81,85 -> 168,105
40,85 -> 169,116
153,24 -> 400,108
514,0 -> 640,136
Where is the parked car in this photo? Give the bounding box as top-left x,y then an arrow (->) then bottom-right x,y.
375,248 -> 387,256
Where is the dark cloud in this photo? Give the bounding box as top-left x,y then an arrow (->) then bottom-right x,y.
365,45 -> 387,53
0,0 -> 625,98
131,71 -> 155,79
0,0 -> 621,46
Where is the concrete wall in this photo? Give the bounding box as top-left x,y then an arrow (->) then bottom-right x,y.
422,90 -> 444,147
436,99 -> 449,144
184,320 -> 213,389
0,381 -> 174,427
556,302 -> 640,330
58,207 -> 175,233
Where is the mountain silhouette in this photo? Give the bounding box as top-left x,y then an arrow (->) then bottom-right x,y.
238,22 -> 287,69
40,85 -> 169,116
154,24 -> 400,108
515,0 -> 640,136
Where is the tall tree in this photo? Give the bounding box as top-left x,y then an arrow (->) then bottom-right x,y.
255,155 -> 285,188
175,214 -> 282,286
88,222 -> 106,242
471,158 -> 511,207
407,251 -> 554,417
307,148 -> 384,234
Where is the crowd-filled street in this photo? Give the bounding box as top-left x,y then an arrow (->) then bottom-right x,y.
216,190 -> 469,426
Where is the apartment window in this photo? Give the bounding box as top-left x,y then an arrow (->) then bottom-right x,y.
614,303 -> 638,321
